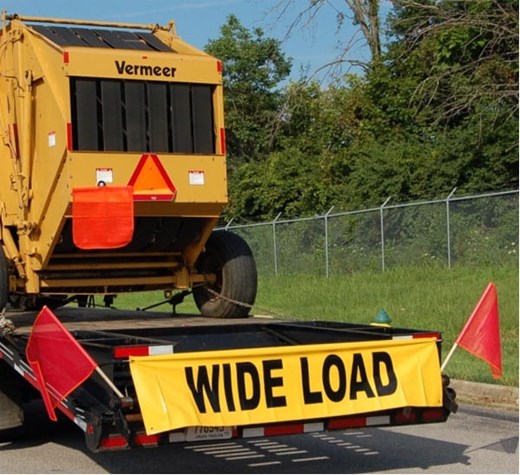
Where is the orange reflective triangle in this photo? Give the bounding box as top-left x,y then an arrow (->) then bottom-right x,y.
128,154 -> 176,201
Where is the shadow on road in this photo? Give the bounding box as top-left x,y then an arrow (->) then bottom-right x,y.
0,400 -> 474,474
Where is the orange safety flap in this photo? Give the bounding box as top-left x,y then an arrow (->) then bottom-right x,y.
72,186 -> 134,250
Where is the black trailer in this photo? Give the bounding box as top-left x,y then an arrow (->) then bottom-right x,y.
0,306 -> 457,452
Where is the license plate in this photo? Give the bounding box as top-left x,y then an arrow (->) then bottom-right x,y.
185,426 -> 232,442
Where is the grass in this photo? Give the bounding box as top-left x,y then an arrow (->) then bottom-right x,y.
113,264 -> 518,387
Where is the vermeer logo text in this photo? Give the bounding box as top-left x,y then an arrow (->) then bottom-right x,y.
115,60 -> 177,77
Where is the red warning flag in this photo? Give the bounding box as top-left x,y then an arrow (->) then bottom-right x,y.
72,185 -> 134,249
26,306 -> 98,420
455,283 -> 502,379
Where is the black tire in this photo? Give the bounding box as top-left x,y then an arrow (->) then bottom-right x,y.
0,245 -> 9,311
193,230 -> 257,318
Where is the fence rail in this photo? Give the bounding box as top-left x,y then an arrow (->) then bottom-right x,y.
219,189 -> 519,276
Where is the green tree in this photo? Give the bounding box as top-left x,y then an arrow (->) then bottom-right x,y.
205,14 -> 292,167
347,0 -> 520,201
226,78 -> 372,219
217,2 -> 518,221
388,0 -> 518,126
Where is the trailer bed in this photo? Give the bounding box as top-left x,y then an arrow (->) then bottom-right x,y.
5,306 -> 278,334
0,306 -> 457,452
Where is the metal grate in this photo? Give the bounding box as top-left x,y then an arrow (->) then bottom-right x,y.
70,78 -> 215,154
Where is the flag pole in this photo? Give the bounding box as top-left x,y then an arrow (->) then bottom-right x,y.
440,342 -> 459,372
95,367 -> 125,398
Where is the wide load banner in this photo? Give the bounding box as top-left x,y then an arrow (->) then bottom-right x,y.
129,338 -> 442,435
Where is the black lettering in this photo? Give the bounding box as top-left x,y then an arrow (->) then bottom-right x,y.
140,65 -> 153,76
300,357 -> 323,404
222,363 -> 236,412
322,354 -> 347,402
236,362 -> 260,410
115,60 -> 125,74
114,60 -> 177,77
350,353 -> 376,400
184,365 -> 221,413
373,352 -> 398,396
262,359 -> 286,408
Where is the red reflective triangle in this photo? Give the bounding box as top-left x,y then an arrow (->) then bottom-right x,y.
128,154 -> 176,201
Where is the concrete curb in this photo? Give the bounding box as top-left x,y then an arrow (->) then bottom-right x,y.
450,379 -> 519,412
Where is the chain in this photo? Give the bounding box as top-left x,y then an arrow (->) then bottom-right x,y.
206,288 -> 296,320
0,307 -> 15,335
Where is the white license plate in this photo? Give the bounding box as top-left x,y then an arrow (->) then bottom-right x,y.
185,426 -> 232,442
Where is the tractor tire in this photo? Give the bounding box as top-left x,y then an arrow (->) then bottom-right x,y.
0,245 -> 8,311
193,230 -> 257,318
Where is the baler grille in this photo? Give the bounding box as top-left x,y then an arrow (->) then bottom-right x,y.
70,78 -> 215,154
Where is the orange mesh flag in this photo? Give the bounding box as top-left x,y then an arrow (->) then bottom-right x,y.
72,186 -> 134,249
26,306 -> 98,420
456,283 -> 502,379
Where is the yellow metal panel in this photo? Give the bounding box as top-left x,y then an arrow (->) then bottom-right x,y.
0,15 -> 230,296
67,153 -> 229,209
64,48 -> 222,85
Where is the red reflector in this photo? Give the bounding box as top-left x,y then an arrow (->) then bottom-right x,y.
264,423 -> 304,437
328,416 -> 366,430
63,51 -> 69,64
114,346 -> 149,359
100,435 -> 128,449
219,128 -> 226,155
66,122 -> 73,151
393,410 -> 418,425
134,433 -> 159,446
421,408 -> 446,423
413,333 -> 441,340
217,60 -> 223,73
8,124 -> 19,158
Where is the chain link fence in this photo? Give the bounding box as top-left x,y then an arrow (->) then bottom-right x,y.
219,189 -> 519,276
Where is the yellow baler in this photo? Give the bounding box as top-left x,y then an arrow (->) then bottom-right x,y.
0,13 -> 257,316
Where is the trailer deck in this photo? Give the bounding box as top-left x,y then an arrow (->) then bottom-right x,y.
4,305 -> 443,354
6,306 -> 276,335
0,305 -> 457,452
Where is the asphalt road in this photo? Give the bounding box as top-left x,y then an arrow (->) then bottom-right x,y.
0,403 -> 517,474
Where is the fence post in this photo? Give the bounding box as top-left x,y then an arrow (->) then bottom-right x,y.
446,187 -> 457,268
380,197 -> 391,271
272,212 -> 282,276
324,206 -> 334,278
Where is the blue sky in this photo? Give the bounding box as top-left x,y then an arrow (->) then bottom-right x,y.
1,0 -> 375,81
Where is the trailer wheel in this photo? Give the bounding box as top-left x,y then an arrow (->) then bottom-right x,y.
0,245 -> 8,311
193,230 -> 257,318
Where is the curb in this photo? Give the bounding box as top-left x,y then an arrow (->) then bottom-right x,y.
450,379 -> 519,412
